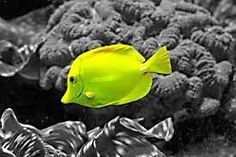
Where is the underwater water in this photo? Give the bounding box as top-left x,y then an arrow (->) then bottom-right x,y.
0,0 -> 236,156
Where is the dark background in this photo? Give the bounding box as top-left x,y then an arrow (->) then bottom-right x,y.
0,0 -> 51,19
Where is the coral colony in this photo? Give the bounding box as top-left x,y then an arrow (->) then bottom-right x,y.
38,0 -> 234,120
0,0 -> 236,156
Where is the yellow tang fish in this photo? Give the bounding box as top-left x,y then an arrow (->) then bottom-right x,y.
61,44 -> 172,108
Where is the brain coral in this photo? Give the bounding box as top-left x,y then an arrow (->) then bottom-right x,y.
37,0 -> 234,120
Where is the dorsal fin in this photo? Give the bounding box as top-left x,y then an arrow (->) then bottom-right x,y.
80,44 -> 145,63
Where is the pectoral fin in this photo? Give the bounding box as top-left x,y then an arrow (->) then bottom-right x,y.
85,91 -> 95,99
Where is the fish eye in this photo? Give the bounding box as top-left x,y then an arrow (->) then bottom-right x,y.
69,76 -> 77,84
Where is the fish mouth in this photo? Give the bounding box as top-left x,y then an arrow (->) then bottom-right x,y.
61,77 -> 84,104
61,87 -> 83,104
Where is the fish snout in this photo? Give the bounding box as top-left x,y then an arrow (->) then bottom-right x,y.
61,91 -> 72,104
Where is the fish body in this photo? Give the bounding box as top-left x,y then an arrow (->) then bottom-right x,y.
61,44 -> 171,108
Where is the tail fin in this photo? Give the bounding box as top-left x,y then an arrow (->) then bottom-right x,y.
143,46 -> 172,74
